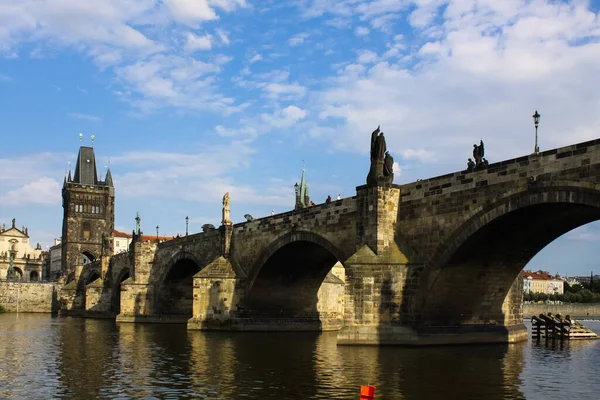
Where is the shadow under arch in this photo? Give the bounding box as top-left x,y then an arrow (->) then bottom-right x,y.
82,266 -> 101,286
417,181 -> 600,327
80,249 -> 97,265
111,265 -> 131,314
244,231 -> 345,317
154,250 -> 204,318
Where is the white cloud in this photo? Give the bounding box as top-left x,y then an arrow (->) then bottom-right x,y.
215,125 -> 257,138
0,178 -> 61,206
249,53 -> 263,63
163,0 -> 247,26
307,0 -> 600,181
288,32 -> 309,46
357,49 -> 379,64
263,82 -> 307,99
111,141 -> 291,207
261,106 -> 308,128
184,32 -> 212,52
114,54 -> 239,113
0,0 -> 248,114
0,73 -> 12,82
355,26 -> 369,36
215,28 -> 230,45
400,149 -> 436,163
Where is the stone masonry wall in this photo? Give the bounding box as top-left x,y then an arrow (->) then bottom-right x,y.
523,303 -> 600,319
0,282 -> 60,313
231,197 -> 358,279
394,139 -> 600,327
398,139 -> 600,261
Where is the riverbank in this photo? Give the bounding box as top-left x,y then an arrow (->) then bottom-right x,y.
523,303 -> 600,319
0,281 -> 60,313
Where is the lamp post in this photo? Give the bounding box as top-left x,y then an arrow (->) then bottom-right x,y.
156,225 -> 159,243
185,216 -> 189,236
533,110 -> 540,154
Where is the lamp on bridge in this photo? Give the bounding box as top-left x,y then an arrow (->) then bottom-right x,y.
156,225 -> 159,243
185,216 -> 189,236
533,110 -> 541,154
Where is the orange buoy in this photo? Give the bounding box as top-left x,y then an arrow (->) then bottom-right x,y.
360,385 -> 376,399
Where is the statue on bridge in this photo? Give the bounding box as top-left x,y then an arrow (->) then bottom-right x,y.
366,126 -> 394,186
202,224 -> 216,232
467,140 -> 488,172
222,192 -> 232,225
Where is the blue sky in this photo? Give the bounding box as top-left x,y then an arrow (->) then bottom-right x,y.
2,0 -> 600,276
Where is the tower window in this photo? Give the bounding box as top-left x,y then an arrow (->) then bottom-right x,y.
82,222 -> 91,240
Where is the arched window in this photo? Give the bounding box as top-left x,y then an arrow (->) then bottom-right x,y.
30,271 -> 39,281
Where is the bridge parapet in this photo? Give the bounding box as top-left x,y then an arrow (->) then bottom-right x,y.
400,139 -> 600,202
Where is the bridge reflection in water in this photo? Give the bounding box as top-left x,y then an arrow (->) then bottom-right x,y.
3,315 -> 598,399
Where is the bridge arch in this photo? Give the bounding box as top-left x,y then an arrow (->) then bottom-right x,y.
154,250 -> 204,318
245,231 -> 345,316
417,181 -> 600,327
111,264 -> 132,314
82,266 -> 101,285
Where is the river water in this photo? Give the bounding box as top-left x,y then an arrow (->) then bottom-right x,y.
0,314 -> 599,399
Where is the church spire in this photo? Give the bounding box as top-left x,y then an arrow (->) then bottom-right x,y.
294,162 -> 310,210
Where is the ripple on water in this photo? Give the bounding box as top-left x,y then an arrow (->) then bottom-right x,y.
1,315 -> 600,399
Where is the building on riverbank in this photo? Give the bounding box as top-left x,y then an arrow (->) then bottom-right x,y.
523,270 -> 564,295
0,219 -> 44,281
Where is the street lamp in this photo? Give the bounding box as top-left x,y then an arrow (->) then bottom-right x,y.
185,216 -> 189,236
532,110 -> 540,154
156,225 -> 159,243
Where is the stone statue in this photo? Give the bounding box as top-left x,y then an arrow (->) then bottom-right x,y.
135,212 -> 141,235
472,140 -> 484,166
469,140 -> 488,171
202,224 -> 216,232
383,151 -> 394,184
222,192 -> 232,225
467,158 -> 475,172
12,218 -> 15,229
244,214 -> 254,222
367,126 -> 393,186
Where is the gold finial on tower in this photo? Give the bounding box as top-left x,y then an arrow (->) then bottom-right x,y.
79,133 -> 83,142
91,134 -> 95,146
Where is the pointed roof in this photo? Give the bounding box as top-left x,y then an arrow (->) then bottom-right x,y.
72,146 -> 98,186
298,168 -> 309,206
105,168 -> 114,187
67,169 -> 72,182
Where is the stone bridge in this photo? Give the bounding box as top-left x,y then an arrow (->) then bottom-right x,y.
61,138 -> 600,345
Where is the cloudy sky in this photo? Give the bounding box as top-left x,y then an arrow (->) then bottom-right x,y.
1,0 -> 600,276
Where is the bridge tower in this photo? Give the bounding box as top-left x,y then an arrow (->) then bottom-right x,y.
61,143 -> 114,281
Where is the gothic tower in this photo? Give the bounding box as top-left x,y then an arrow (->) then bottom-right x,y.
61,145 -> 114,280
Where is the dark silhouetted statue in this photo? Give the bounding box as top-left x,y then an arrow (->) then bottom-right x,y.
367,126 -> 394,185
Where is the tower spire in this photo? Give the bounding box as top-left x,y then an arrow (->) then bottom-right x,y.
294,161 -> 310,209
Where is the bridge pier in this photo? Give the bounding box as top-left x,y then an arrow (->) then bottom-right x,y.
337,184 -> 421,344
115,279 -> 164,323
59,264 -> 85,316
337,244 -> 421,345
187,256 -> 246,330
84,278 -> 115,318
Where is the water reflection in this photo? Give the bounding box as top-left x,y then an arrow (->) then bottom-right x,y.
0,315 -> 599,399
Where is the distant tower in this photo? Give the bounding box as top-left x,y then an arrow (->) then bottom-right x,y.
294,164 -> 310,210
61,141 -> 115,280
